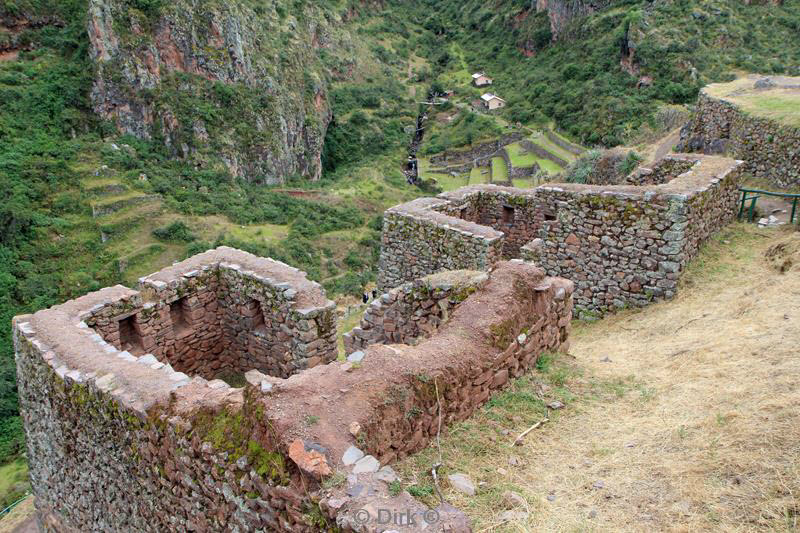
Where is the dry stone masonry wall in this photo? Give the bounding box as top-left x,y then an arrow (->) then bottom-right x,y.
428,133 -> 524,168
380,154 -> 744,317
87,247 -> 338,380
343,270 -> 488,355
625,157 -> 695,186
679,87 -> 800,188
437,186 -> 542,259
544,130 -> 585,156
519,139 -> 569,168
15,248 -> 573,532
378,197 -> 504,290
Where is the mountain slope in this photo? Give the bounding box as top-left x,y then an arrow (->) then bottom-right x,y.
393,0 -> 800,145
88,0 -> 358,183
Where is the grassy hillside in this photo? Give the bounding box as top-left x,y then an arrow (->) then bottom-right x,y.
387,0 -> 800,146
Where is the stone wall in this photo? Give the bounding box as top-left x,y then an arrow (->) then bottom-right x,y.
87,247 -> 337,380
519,139 -> 569,167
438,186 -> 541,259
428,133 -> 524,167
379,154 -> 744,317
14,291 -> 312,532
511,161 -> 540,180
343,270 -> 488,355
15,256 -> 572,533
378,197 -> 504,291
544,130 -> 585,156
625,156 -> 696,186
496,147 -> 514,185
528,155 -> 742,316
679,90 -> 800,188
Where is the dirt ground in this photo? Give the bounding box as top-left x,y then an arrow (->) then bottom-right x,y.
397,223 -> 800,532
0,498 -> 36,533
644,127 -> 682,165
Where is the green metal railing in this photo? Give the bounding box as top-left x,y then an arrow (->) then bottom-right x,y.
0,494 -> 30,519
738,188 -> 800,224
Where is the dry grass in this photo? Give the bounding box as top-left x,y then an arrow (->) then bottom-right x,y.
395,223 -> 800,532
704,76 -> 800,127
0,496 -> 35,533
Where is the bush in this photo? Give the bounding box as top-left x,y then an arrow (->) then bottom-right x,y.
152,221 -> 196,242
618,151 -> 643,176
564,150 -> 602,184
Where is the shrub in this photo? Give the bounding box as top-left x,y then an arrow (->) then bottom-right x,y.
618,151 -> 643,176
152,221 -> 196,243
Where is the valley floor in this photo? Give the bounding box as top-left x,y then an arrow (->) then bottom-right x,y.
398,223 -> 800,532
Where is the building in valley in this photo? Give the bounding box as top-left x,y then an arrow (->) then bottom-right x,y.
481,93 -> 506,110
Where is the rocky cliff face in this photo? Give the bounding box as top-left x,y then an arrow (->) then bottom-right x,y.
536,0 -> 614,40
88,0 -> 345,183
0,6 -> 64,59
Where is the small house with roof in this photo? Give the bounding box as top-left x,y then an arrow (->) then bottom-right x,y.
472,73 -> 493,87
481,93 -> 506,110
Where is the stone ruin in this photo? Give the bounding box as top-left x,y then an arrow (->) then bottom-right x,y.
13,152 -> 748,531
678,76 -> 800,189
87,248 -> 339,380
379,153 -> 745,318
14,246 -> 573,531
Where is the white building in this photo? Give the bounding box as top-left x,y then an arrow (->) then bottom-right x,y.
472,73 -> 493,87
481,93 -> 506,110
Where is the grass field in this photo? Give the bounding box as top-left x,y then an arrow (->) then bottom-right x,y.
491,156 -> 509,182
530,135 -> 578,164
0,460 -> 28,510
704,76 -> 800,127
505,143 -> 538,168
395,223 -> 800,532
511,178 -> 538,189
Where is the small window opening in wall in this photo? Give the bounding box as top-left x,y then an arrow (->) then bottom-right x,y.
119,315 -> 143,354
247,299 -> 267,335
170,298 -> 190,336
502,205 -> 515,224
544,211 -> 557,222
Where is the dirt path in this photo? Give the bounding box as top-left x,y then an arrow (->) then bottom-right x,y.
646,127 -> 682,164
397,224 -> 800,532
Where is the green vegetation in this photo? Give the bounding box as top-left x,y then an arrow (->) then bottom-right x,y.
0,0 -> 416,490
152,221 -> 196,243
323,80 -> 412,172
389,0 -> 800,146
421,109 -> 504,155
0,458 -> 28,509
505,143 -> 537,168
564,150 -> 603,184
564,149 -> 644,184
0,0 -> 102,473
490,156 -> 508,182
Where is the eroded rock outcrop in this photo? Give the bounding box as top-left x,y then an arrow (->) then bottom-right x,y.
536,0 -> 615,40
88,0 -> 344,183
